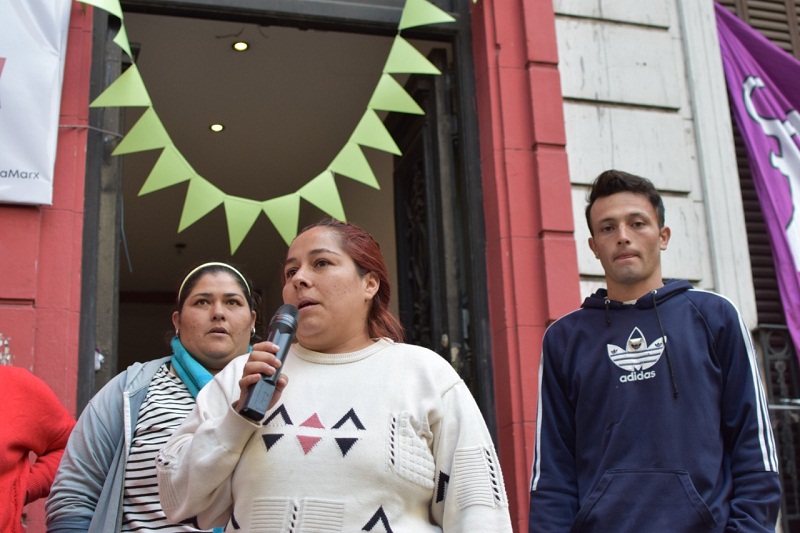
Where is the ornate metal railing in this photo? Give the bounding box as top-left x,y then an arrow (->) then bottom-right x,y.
760,324 -> 800,532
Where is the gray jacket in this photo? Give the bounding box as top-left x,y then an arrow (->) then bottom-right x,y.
45,356 -> 171,533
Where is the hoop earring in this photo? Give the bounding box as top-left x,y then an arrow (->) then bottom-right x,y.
251,328 -> 256,336
175,329 -> 179,337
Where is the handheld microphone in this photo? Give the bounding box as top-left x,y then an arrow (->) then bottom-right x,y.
239,303 -> 299,422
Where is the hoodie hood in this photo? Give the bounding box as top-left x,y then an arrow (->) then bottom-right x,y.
581,279 -> 692,310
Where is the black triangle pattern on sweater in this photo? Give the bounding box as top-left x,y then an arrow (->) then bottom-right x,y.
332,407 -> 366,430
259,407 -> 366,455
363,506 -> 394,532
335,437 -> 358,456
435,471 -> 450,503
262,433 -> 283,450
263,404 -> 293,426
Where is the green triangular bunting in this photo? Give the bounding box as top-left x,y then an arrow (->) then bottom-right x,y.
298,171 -> 346,219
77,0 -> 460,248
114,25 -> 133,60
79,0 -> 123,19
224,197 -> 263,254
139,145 -> 196,195
178,177 -> 225,231
329,143 -> 380,189
91,64 -> 151,108
369,74 -> 424,115
112,108 -> 171,155
384,36 -> 441,75
351,110 -> 401,155
399,0 -> 455,30
263,194 -> 301,246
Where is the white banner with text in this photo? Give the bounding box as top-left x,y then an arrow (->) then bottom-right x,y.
0,0 -> 71,205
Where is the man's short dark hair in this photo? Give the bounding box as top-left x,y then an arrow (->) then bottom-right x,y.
585,169 -> 665,235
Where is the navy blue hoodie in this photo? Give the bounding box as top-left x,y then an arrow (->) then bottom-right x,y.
529,280 -> 780,532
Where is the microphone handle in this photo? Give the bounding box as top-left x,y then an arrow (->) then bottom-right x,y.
262,328 -> 294,384
239,327 -> 294,421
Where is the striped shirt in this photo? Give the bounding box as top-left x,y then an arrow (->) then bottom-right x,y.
121,363 -> 210,532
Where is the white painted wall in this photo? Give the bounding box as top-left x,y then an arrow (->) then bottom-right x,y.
554,0 -> 757,329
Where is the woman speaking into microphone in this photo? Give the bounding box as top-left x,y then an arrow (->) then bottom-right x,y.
157,218 -> 512,532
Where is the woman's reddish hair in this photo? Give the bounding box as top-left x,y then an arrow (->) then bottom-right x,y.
295,218 -> 405,342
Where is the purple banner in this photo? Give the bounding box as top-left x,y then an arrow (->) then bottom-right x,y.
715,2 -> 800,357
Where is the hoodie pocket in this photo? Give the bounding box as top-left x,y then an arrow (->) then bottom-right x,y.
571,469 -> 717,533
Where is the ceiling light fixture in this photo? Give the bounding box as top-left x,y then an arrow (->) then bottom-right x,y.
209,124 -> 224,133
232,41 -> 249,52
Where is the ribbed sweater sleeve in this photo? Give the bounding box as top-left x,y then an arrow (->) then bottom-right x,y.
157,354 -> 257,529
433,379 -> 511,531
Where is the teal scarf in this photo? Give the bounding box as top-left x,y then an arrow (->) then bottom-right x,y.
169,336 -> 214,399
170,336 -> 252,396
169,336 -> 229,533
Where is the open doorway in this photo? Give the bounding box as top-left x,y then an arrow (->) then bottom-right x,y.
88,2 -> 494,427
108,13 -> 407,370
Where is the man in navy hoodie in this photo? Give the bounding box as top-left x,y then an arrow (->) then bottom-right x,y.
529,170 -> 781,532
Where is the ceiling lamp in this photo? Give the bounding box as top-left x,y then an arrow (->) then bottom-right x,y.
232,41 -> 249,52
209,124 -> 224,133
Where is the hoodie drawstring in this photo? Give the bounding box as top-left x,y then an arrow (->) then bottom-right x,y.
604,298 -> 611,326
652,291 -> 679,399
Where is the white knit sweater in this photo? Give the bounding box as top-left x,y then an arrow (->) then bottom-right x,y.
157,339 -> 512,532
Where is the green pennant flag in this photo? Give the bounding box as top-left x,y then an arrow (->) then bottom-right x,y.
78,0 -> 123,19
139,145 -> 196,195
90,64 -> 152,108
114,25 -> 133,60
224,196 -> 263,254
351,110 -> 401,155
298,171 -> 346,220
112,108 -> 171,155
399,0 -> 455,30
384,36 -> 441,75
78,0 -> 458,246
178,177 -> 225,231
263,194 -> 301,246
329,143 -> 380,189
369,74 -> 424,115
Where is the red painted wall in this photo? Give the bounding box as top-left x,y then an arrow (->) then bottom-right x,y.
0,4 -> 93,532
471,1 -> 581,530
1,2 -> 577,531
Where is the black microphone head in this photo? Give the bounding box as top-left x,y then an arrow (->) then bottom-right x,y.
270,304 -> 299,331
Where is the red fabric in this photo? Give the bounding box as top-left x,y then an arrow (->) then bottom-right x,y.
0,366 -> 75,533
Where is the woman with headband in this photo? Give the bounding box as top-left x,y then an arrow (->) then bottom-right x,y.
46,262 -> 261,533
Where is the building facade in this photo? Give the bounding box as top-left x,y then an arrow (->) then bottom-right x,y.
2,0 -> 795,531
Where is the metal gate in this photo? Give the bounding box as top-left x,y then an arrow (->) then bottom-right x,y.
762,325 -> 800,532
